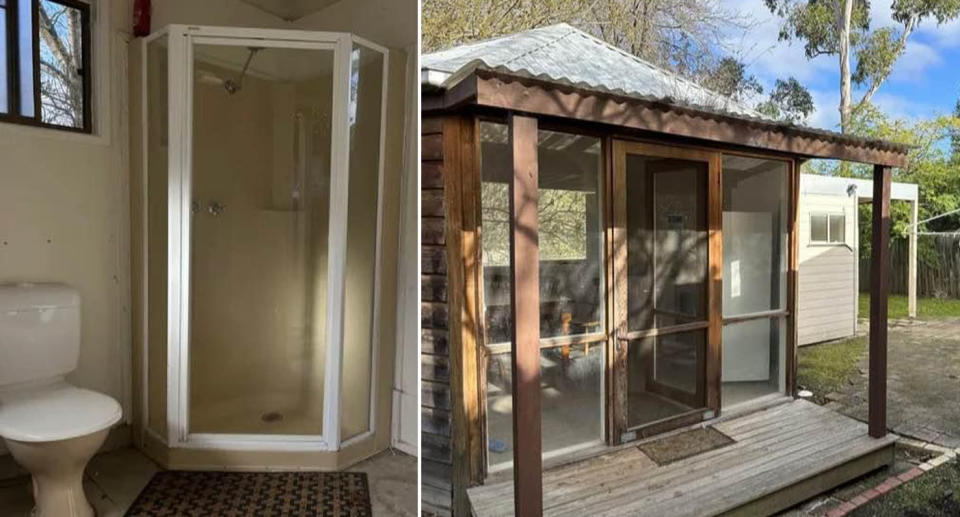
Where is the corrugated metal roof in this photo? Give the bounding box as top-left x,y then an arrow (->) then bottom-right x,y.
422,24 -> 911,156
422,23 -> 762,118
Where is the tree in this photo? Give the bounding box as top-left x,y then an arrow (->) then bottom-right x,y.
701,57 -> 764,102
765,0 -> 960,133
422,0 -> 753,82
37,0 -> 84,128
756,77 -> 816,123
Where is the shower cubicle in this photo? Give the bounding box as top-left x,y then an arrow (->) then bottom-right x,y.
132,25 -> 389,468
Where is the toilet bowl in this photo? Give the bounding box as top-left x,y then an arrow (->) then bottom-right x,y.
0,284 -> 123,517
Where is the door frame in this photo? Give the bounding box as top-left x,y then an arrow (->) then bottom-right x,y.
609,140 -> 723,444
139,25 -> 389,452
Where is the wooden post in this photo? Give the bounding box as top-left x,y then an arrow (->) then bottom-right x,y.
509,114 -> 542,515
908,199 -> 918,319
869,164 -> 891,438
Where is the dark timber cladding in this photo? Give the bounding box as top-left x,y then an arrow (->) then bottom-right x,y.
869,165 -> 892,438
421,116 -> 453,516
508,115 -> 543,515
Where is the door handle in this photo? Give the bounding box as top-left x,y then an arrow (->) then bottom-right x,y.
207,201 -> 226,216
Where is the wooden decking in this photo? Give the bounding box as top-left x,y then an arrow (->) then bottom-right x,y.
468,400 -> 897,517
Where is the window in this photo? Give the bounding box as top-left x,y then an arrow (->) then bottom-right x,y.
810,212 -> 845,244
1,0 -> 91,132
479,122 -> 605,469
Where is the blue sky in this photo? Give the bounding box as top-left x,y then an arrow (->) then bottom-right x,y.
727,0 -> 960,130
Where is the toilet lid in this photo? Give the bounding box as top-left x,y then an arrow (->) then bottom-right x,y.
0,382 -> 122,442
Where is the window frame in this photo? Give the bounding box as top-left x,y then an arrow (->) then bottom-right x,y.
1,0 -> 91,133
809,212 -> 846,245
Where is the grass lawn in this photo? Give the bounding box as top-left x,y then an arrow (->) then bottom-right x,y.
858,293 -> 960,320
849,459 -> 960,516
797,335 -> 866,404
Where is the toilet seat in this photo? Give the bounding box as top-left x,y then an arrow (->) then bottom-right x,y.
0,381 -> 121,442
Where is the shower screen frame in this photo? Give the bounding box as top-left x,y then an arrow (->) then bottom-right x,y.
139,25 -> 389,452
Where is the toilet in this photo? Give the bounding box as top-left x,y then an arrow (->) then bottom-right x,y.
0,283 -> 122,517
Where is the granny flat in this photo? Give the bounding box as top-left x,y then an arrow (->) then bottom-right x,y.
421,25 -> 906,516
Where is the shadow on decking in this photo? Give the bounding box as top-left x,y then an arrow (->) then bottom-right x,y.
468,399 -> 897,517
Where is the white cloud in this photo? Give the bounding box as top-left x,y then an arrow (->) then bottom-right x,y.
889,40 -> 941,82
807,89 -> 841,131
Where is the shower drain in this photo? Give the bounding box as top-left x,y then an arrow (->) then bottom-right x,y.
261,411 -> 284,423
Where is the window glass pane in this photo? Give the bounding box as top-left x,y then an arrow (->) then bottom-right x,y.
479,123 -> 604,343
341,44 -> 383,441
37,0 -> 84,127
0,6 -> 7,113
829,213 -> 845,243
479,122 -> 605,470
18,0 -> 33,117
810,213 -> 828,242
486,345 -> 603,469
721,317 -> 786,407
721,156 -> 789,316
625,155 -> 708,331
627,330 -> 705,427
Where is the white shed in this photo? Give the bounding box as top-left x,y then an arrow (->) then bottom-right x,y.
798,174 -> 918,345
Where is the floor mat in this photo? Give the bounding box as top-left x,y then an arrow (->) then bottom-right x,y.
638,426 -> 735,465
124,470 -> 371,516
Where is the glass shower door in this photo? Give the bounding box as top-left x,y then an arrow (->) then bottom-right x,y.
186,42 -> 336,436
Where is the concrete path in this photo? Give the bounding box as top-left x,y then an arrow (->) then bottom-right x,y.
827,318 -> 960,448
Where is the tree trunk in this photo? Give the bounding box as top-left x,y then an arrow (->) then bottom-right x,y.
838,0 -> 853,133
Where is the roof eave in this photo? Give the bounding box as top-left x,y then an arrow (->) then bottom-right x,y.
423,69 -> 909,168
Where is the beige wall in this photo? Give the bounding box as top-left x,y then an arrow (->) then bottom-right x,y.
0,0 -> 134,459
797,193 -> 858,345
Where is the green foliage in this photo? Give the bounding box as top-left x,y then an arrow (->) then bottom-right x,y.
756,77 -> 816,123
857,293 -> 960,319
797,335 -> 866,404
764,0 -> 871,58
701,57 -> 764,102
849,458 -> 960,516
812,104 -> 960,263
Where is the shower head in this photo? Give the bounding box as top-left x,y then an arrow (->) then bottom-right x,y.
195,47 -> 263,95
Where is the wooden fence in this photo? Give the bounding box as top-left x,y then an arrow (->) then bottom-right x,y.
859,234 -> 960,298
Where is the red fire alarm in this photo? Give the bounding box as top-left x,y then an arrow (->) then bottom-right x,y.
133,0 -> 151,37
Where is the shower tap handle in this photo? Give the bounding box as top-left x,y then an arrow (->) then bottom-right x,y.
208,201 -> 226,216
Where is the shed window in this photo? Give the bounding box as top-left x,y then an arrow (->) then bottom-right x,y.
479,122 -> 605,469
0,0 -> 91,132
810,213 -> 844,244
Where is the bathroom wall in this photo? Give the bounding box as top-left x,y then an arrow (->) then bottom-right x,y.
0,0 -> 134,460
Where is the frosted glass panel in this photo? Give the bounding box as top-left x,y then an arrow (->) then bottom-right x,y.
811,214 -> 828,242
829,214 -> 845,243
340,44 -> 384,441
188,44 -> 335,435
721,156 -> 788,317
145,35 -> 168,437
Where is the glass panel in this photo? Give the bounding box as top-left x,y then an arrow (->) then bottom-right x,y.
479,122 -> 605,468
340,44 -> 383,441
829,213 -> 845,243
486,345 -> 603,468
0,6 -> 7,113
188,44 -> 334,435
810,213 -> 828,242
721,317 -> 786,407
627,330 -> 705,427
37,0 -> 84,127
18,0 -> 33,117
145,34 -> 167,438
721,156 -> 788,316
625,155 -> 708,331
479,123 -> 605,344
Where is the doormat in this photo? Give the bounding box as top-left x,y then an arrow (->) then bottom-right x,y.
124,470 -> 371,516
638,426 -> 735,465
